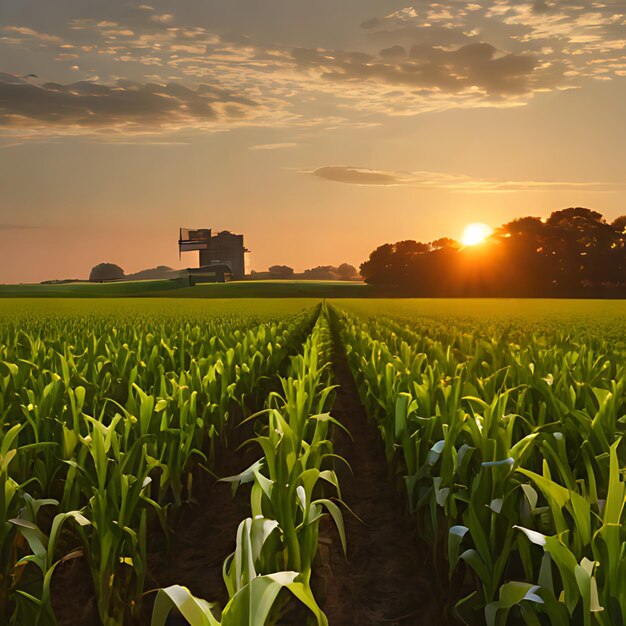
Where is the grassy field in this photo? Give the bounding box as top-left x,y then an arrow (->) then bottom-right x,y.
172,279 -> 370,298
0,279 -> 183,297
0,279 -> 371,298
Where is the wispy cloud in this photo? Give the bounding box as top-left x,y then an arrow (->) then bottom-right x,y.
3,26 -> 63,44
309,165 -> 624,192
311,166 -> 406,186
249,142 -> 297,151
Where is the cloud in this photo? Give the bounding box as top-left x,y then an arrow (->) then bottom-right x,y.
0,73 -> 28,85
531,1 -> 553,14
311,166 -> 405,185
150,13 -> 174,24
3,26 -> 63,44
1,1 -> 626,134
289,42 -> 542,96
363,1 -> 626,85
249,142 -> 297,150
379,45 -> 407,59
0,74 -> 260,134
309,165 -> 624,192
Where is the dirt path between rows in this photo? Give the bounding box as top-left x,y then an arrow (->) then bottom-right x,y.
316,322 -> 446,626
140,443 -> 257,625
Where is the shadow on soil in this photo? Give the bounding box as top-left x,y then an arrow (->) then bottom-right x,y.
314,321 -> 450,626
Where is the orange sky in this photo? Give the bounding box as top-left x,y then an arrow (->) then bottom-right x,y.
1,1 -> 625,282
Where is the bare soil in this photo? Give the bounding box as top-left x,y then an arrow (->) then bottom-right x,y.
140,446 -> 256,625
314,322 -> 448,626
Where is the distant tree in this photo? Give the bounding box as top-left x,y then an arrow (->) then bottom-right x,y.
302,265 -> 339,280
545,208 -> 614,289
335,263 -> 360,280
360,208 -> 626,296
496,216 -> 551,294
609,215 -> 626,284
89,263 -> 125,282
268,265 -> 294,278
612,215 -> 626,234
430,237 -> 460,251
124,266 -> 175,281
360,240 -> 429,287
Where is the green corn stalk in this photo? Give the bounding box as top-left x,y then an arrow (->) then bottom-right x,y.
152,517 -> 327,626
9,495 -> 90,626
333,304 -> 625,623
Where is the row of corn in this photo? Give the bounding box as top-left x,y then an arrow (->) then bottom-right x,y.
0,307 -> 317,624
336,307 -> 625,626
153,303 -> 347,625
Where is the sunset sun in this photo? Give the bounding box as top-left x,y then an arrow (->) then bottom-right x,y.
461,223 -> 493,247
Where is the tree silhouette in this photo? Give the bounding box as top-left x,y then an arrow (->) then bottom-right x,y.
336,263 -> 360,280
360,208 -> 626,297
268,265 -> 295,278
89,263 -> 125,282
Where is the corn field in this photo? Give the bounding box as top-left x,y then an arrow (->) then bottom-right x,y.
338,300 -> 626,625
0,298 -> 624,625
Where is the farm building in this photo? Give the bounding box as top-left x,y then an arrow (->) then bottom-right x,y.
185,264 -> 233,285
178,228 -> 248,278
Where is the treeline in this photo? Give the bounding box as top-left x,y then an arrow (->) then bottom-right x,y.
88,263 -> 179,282
360,208 -> 626,297
250,263 -> 361,281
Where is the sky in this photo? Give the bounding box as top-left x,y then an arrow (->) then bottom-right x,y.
1,0 -> 626,283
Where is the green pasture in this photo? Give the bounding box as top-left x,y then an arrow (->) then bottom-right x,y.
0,279 -> 371,298
0,279 -> 182,297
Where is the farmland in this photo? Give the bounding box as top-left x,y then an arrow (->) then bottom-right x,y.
0,298 -> 624,625
0,280 -> 371,299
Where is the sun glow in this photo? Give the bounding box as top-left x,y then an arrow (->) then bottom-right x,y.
461,222 -> 493,246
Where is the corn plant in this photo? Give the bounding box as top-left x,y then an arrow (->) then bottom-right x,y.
334,304 -> 625,625
152,516 -> 327,626
153,304 -> 347,624
0,304 -> 318,624
9,495 -> 89,626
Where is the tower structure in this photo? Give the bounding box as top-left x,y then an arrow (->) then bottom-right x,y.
179,228 -> 248,278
